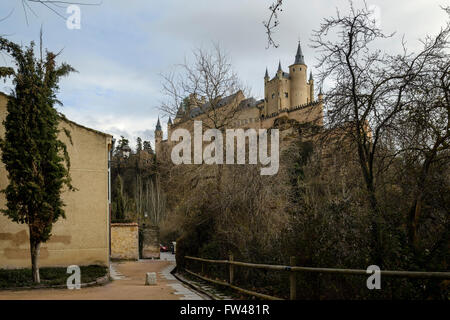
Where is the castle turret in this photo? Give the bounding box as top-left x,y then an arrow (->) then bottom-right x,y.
264,67 -> 269,83
289,41 -> 308,107
318,87 -> 324,102
155,117 -> 162,158
309,71 -> 314,102
277,61 -> 283,79
167,116 -> 173,141
174,103 -> 185,124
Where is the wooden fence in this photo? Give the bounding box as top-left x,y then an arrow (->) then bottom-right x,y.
184,254 -> 450,300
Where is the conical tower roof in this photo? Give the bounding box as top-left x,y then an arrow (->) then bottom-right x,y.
156,117 -> 162,131
277,60 -> 282,72
294,41 -> 305,65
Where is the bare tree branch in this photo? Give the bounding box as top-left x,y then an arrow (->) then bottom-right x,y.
263,0 -> 283,49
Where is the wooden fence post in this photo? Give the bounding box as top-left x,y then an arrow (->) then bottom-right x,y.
229,252 -> 234,285
290,256 -> 297,300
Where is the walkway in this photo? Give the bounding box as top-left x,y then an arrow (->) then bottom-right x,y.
0,253 -> 205,300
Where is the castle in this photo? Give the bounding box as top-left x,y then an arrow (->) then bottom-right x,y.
155,42 -> 324,157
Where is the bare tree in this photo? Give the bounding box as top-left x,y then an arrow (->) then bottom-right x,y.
160,43 -> 248,131
396,7 -> 450,256
311,2 -> 450,266
18,0 -> 101,24
263,0 -> 283,49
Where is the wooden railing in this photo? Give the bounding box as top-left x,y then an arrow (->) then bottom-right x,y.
184,254 -> 450,300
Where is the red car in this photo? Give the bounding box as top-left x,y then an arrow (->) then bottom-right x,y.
160,244 -> 168,252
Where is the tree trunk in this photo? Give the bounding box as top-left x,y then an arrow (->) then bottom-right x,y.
30,239 -> 41,284
357,146 -> 383,268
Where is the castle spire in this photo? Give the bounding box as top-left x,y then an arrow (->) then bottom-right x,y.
156,117 -> 162,131
294,41 -> 305,65
277,60 -> 282,72
264,67 -> 269,79
309,71 -> 313,81
168,116 -> 172,125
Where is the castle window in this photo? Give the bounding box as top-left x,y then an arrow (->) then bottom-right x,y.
285,92 -> 288,98
272,93 -> 275,99
293,68 -> 295,72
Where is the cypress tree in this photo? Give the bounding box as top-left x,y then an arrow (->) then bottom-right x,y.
0,36 -> 75,283
136,137 -> 143,152
113,175 -> 125,221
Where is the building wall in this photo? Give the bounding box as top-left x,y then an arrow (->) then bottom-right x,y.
141,225 -> 160,259
110,223 -> 139,260
0,93 -> 112,269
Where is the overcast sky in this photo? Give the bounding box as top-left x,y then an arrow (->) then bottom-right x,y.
0,0 -> 448,147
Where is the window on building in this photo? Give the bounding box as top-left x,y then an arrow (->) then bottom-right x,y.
272,93 -> 275,99
285,92 -> 288,98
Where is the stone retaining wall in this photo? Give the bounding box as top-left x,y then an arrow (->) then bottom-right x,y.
111,223 -> 139,260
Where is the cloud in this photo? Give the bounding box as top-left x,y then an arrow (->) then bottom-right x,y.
0,0 -> 448,144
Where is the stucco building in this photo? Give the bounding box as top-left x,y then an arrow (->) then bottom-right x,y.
0,92 -> 113,269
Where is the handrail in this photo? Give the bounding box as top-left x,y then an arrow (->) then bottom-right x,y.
185,256 -> 228,264
184,255 -> 450,300
185,255 -> 450,279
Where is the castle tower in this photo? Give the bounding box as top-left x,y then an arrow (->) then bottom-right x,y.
263,67 -> 270,115
276,61 -> 289,110
277,60 -> 283,78
155,117 -> 162,158
309,71 -> 314,103
167,116 -> 173,140
289,41 -> 308,107
318,87 -> 323,102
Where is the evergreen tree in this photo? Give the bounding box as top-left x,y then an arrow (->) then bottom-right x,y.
118,136 -> 129,149
0,36 -> 75,283
143,140 -> 153,153
136,137 -> 142,152
113,175 -> 125,221
114,135 -> 130,157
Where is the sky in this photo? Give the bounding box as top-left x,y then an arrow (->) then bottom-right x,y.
0,0 -> 448,148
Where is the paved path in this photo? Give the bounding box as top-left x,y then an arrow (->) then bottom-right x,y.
0,253 -> 205,300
